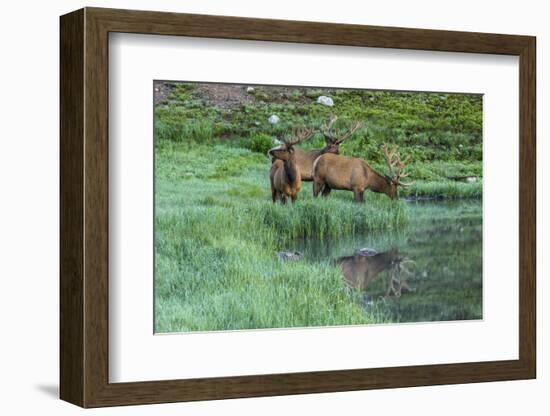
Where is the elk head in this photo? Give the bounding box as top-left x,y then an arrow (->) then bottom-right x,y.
321,114 -> 364,154
381,144 -> 415,200
268,128 -> 316,161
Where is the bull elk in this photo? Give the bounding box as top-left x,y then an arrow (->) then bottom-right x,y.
312,144 -> 414,202
272,115 -> 363,181
268,128 -> 315,204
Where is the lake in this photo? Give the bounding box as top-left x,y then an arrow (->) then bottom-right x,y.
291,199 -> 483,324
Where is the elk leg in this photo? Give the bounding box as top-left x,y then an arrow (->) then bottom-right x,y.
281,195 -> 287,205
313,181 -> 323,197
271,188 -> 277,203
353,190 -> 364,203
291,195 -> 298,204
321,186 -> 331,197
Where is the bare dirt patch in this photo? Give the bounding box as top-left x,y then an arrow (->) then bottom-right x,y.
154,81 -> 174,105
154,81 -> 331,109
194,83 -> 253,109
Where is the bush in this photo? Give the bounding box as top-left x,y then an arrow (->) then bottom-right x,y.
249,133 -> 274,154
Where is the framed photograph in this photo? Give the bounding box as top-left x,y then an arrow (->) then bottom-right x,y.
60,7 -> 536,408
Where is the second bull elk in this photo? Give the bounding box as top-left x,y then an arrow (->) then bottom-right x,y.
295,115 -> 363,181
312,144 -> 414,202
268,128 -> 315,204
271,115 -> 363,181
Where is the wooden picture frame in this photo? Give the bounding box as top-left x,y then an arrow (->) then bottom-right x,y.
60,7 -> 536,408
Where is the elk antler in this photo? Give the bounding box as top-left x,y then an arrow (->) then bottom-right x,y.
322,114 -> 339,142
322,115 -> 363,145
281,127 -> 316,148
386,257 -> 416,297
398,258 -> 416,276
382,144 -> 415,186
335,120 -> 364,144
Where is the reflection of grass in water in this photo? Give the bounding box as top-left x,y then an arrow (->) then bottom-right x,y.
403,180 -> 482,199
365,201 -> 483,323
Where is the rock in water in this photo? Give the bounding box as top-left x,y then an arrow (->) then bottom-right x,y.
268,114 -> 280,124
316,96 -> 334,107
277,251 -> 303,262
355,248 -> 378,257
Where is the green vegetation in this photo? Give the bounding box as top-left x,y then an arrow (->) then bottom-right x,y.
154,82 -> 483,332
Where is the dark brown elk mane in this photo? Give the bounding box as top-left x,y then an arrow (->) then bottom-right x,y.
312,143 -> 414,202
283,160 -> 298,184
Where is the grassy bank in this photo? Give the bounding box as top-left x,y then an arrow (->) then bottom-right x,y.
155,144 -> 407,332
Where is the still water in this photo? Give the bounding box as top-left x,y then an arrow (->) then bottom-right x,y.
293,200 -> 482,323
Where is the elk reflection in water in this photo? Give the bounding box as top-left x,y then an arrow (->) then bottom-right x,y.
337,248 -> 415,297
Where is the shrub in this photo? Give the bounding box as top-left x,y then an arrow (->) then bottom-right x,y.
249,133 -> 274,154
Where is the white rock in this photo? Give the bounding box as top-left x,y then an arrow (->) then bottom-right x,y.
246,86 -> 255,93
268,114 -> 280,124
466,177 -> 477,183
316,96 -> 334,107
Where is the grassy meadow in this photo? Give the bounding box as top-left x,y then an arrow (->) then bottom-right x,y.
154,82 -> 483,333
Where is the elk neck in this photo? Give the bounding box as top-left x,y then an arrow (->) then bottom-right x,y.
306,149 -> 322,160
318,147 -> 333,156
283,157 -> 299,184
367,167 -> 394,197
